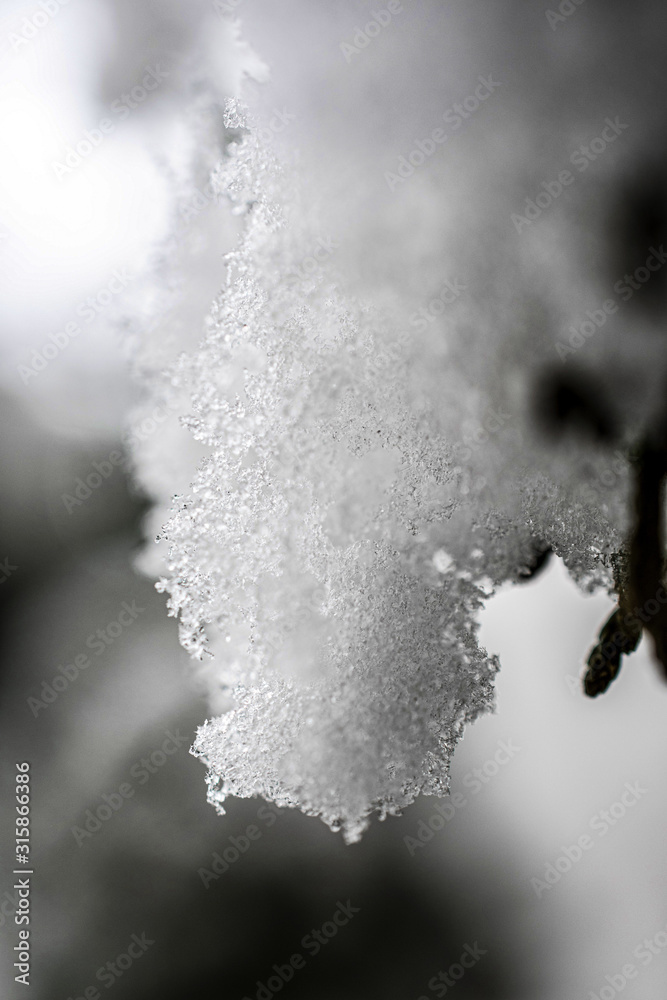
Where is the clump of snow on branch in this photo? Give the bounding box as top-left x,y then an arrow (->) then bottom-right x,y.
149,99 -> 506,841
126,14 -> 642,839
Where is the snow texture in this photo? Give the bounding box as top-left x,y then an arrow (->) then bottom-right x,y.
126,4 -> 657,840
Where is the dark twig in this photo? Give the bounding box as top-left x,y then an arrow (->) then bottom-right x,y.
584,429 -> 667,696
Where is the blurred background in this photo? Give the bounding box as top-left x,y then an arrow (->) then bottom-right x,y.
2,1 -> 667,998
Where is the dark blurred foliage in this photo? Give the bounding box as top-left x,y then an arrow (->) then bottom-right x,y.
609,161 -> 667,311
533,368 -> 619,444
